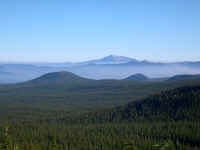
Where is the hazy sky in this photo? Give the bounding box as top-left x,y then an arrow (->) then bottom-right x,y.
0,0 -> 200,62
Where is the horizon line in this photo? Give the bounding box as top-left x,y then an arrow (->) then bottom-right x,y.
0,55 -> 199,64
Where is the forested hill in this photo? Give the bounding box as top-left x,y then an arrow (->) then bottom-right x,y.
24,71 -> 92,85
167,74 -> 200,81
124,73 -> 149,81
75,85 -> 200,123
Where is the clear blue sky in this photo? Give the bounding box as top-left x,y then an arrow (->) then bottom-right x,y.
0,0 -> 200,62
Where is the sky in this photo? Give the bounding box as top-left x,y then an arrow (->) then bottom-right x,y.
0,0 -> 200,62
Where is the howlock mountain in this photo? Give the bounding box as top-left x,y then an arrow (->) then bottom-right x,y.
0,55 -> 200,83
79,55 -> 137,65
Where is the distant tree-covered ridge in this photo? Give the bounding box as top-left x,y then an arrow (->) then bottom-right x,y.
124,73 -> 149,81
1,71 -> 200,121
167,74 -> 200,81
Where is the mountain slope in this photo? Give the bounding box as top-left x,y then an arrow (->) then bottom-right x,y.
77,84 -> 200,123
26,71 -> 91,85
83,55 -> 137,65
125,73 -> 149,81
167,74 -> 200,81
98,55 -> 137,63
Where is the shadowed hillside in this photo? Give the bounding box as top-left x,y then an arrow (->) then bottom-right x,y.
76,84 -> 200,123
167,74 -> 200,81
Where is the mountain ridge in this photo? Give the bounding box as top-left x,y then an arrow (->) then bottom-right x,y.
167,74 -> 200,81
0,55 -> 200,83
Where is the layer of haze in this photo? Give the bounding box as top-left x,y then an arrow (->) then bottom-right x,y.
0,0 -> 200,62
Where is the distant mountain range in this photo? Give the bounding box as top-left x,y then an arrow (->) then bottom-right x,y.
22,71 -> 200,84
1,71 -> 200,112
1,55 -> 200,67
0,55 -> 200,83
